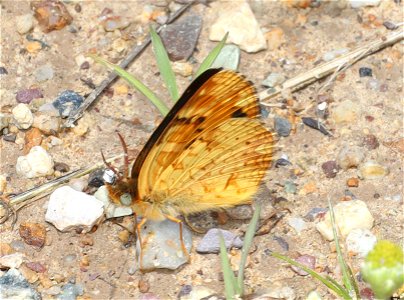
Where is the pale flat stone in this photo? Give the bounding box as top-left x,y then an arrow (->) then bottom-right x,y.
16,146 -> 54,178
316,200 -> 374,241
45,186 -> 104,232
12,103 -> 34,129
209,0 -> 267,53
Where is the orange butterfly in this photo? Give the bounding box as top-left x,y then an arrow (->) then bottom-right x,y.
104,68 -> 275,267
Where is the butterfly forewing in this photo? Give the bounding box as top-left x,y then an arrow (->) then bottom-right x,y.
132,69 -> 263,200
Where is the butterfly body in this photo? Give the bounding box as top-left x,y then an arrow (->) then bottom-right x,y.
105,68 -> 275,266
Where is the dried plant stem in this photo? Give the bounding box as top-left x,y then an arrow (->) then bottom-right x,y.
259,28 -> 404,104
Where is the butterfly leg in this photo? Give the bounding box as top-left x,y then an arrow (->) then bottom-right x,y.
164,215 -> 190,261
135,217 -> 147,270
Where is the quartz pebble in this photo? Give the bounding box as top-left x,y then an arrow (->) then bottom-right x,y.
337,146 -> 365,170
136,219 -> 192,271
0,252 -> 25,269
322,48 -> 349,61
16,88 -> 43,104
287,217 -> 308,234
345,228 -> 377,257
209,0 -> 267,53
0,268 -> 41,300
196,228 -> 243,254
12,103 -> 34,129
291,254 -> 316,276
274,117 -> 292,137
58,282 -> 84,300
172,61 -> 193,77
262,73 -> 286,88
45,186 -> 104,232
19,222 -> 46,248
332,100 -> 361,124
316,200 -> 374,241
34,64 -> 54,82
359,161 -> 389,180
16,146 -> 54,178
178,285 -> 216,300
32,112 -> 61,135
16,14 -> 34,34
211,44 -> 240,70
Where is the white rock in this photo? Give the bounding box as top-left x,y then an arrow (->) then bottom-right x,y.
0,253 -> 25,269
346,228 -> 377,257
16,146 -> 54,178
16,14 -> 34,34
179,286 -> 216,300
316,200 -> 374,241
211,44 -> 240,70
209,0 -> 267,53
332,100 -> 361,124
287,217 -> 308,234
45,186 -> 104,232
349,0 -> 381,8
94,185 -> 133,219
12,103 -> 34,129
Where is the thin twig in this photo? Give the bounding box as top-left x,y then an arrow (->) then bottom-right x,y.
63,2 -> 195,128
259,28 -> 404,104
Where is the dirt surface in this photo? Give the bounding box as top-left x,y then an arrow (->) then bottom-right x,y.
1,1 -> 403,299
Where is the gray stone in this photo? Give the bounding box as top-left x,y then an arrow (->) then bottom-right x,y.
211,44 -> 240,70
0,268 -> 41,300
196,228 -> 243,254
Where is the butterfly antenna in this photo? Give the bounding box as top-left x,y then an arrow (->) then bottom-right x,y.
101,149 -> 121,179
117,132 -> 130,178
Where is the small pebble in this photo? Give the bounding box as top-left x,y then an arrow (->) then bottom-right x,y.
0,252 -> 24,269
26,262 -> 47,273
45,186 -> 104,232
349,0 -> 381,8
196,228 -> 243,254
19,222 -> 46,248
95,186 -> 133,219
274,116 -> 292,137
359,67 -> 372,77
287,217 -> 307,234
0,268 -> 41,300
345,228 -> 377,257
321,161 -> 339,178
262,73 -> 286,88
291,254 -> 316,276
359,161 -> 389,180
209,1 -> 267,53
72,114 -> 93,136
16,14 -> 34,34
32,111 -> 62,135
34,64 -> 54,82
0,113 -> 11,132
16,146 -> 54,178
0,67 -> 8,75
211,44 -> 240,70
101,16 -> 130,31
160,15 -> 202,61
53,90 -> 84,118
337,145 -> 365,170
54,162 -> 70,173
346,177 -> 359,187
383,20 -> 398,30
366,78 -> 380,91
138,278 -> 150,293
284,181 -> 297,194
10,240 -> 25,252
178,285 -> 216,300
226,205 -> 253,220
172,61 -> 193,77
362,134 -> 379,150
63,254 -> 77,265
69,178 -> 87,192
58,282 -> 84,300
322,48 -> 349,61
23,128 -> 42,154
332,100 -> 361,124
3,134 -> 16,142
12,103 -> 34,129
16,88 -> 43,104
80,61 -> 90,70
304,207 -> 328,222
139,293 -> 161,300
31,0 -> 72,32
316,200 -> 374,240
273,236 -> 289,251
49,136 -> 63,147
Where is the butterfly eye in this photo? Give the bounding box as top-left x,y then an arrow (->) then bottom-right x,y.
120,193 -> 132,206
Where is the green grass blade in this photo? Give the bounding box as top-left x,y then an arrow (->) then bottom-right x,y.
219,231 -> 238,300
194,32 -> 228,78
149,25 -> 179,102
236,203 -> 261,296
89,54 -> 169,116
270,251 -> 352,299
328,197 -> 358,299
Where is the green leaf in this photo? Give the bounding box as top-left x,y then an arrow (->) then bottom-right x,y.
194,32 -> 228,78
237,203 -> 261,296
89,54 -> 169,116
219,231 -> 239,300
149,25 -> 179,102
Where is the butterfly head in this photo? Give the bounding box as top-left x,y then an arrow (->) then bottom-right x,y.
105,176 -> 137,207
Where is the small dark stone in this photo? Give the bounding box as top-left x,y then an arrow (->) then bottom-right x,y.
88,168 -> 106,187
160,15 -> 202,61
362,134 -> 379,150
80,61 -> 90,70
383,21 -> 398,30
321,160 -> 339,178
365,115 -> 374,122
0,67 -> 8,75
74,3 -> 82,13
310,20 -> 318,26
53,90 -> 84,117
360,287 -> 375,300
54,162 -> 70,173
301,117 -> 331,135
274,158 -> 292,168
373,193 -> 380,199
344,189 -> 357,199
26,262 -> 47,273
16,88 -> 44,104
273,236 -> 289,251
359,67 -> 372,77
379,83 -> 388,92
3,134 -> 16,142
304,207 -> 328,221
274,116 -> 292,137
178,285 -> 193,298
